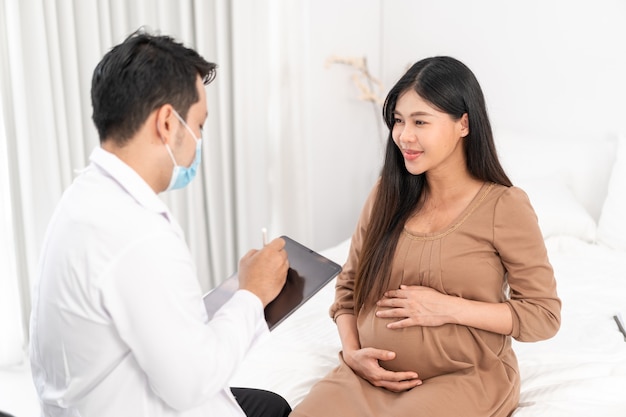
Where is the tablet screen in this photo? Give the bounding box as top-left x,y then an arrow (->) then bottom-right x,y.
203,235 -> 342,330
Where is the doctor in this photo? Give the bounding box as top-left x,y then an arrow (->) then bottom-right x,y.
29,30 -> 291,417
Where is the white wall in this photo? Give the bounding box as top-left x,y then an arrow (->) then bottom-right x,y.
301,0 -> 626,251
381,0 -> 626,139
302,0 -> 384,251
235,0 -> 386,253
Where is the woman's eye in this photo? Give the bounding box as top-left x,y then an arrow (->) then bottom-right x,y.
394,118 -> 403,124
415,120 -> 425,126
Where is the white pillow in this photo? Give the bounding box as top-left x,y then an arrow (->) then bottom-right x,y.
597,134 -> 626,251
495,129 -> 617,221
516,178 -> 597,242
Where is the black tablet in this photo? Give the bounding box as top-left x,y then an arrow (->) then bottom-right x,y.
203,235 -> 342,330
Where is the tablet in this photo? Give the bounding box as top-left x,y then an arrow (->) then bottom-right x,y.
203,235 -> 342,330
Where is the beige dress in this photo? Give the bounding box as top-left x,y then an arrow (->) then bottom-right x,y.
291,182 -> 561,417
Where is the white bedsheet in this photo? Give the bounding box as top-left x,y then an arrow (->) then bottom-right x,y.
230,236 -> 626,416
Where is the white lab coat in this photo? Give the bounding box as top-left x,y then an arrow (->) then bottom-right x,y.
29,147 -> 267,417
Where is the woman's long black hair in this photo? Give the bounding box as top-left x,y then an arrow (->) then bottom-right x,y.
353,56 -> 512,310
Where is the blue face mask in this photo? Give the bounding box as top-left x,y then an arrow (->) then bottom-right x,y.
164,110 -> 203,191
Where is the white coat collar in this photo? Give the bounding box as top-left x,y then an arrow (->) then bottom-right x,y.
88,146 -> 174,223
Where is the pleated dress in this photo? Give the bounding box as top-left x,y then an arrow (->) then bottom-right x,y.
290,182 -> 561,417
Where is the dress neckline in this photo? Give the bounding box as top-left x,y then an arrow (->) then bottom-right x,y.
402,182 -> 495,241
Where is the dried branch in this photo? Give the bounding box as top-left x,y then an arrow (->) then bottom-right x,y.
325,55 -> 385,105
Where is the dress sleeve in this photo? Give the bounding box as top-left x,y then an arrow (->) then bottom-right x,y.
493,186 -> 561,342
329,182 -> 380,321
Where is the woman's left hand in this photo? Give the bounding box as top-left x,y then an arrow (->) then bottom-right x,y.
375,285 -> 461,329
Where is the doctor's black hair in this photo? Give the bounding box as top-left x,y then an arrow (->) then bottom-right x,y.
91,28 -> 216,145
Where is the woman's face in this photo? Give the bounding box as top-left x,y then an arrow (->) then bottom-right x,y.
391,89 -> 468,176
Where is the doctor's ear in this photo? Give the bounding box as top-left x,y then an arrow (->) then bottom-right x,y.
155,105 -> 176,144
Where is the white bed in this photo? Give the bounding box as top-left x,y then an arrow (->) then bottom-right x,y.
230,132 -> 626,416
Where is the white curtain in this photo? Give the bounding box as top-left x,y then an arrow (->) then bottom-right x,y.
231,0 -> 311,254
0,90 -> 24,367
0,0 -> 246,366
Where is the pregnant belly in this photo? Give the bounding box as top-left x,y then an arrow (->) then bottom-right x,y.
357,307 -> 476,380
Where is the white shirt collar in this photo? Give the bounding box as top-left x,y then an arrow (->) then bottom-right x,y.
89,146 -> 173,222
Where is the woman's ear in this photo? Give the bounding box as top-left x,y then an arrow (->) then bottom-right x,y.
460,113 -> 470,138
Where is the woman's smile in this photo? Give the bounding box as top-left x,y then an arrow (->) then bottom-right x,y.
402,148 -> 423,161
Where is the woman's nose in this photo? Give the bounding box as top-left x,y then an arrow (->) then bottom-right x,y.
398,125 -> 416,144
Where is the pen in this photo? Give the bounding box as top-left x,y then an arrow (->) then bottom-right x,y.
261,227 -> 268,246
614,314 -> 626,341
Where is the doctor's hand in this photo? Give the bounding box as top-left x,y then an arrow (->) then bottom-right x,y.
238,237 -> 289,307
376,285 -> 459,329
342,347 -> 422,392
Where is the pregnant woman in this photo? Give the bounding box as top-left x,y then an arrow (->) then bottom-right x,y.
290,56 -> 561,417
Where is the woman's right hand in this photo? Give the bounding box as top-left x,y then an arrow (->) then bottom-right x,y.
342,347 -> 422,392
